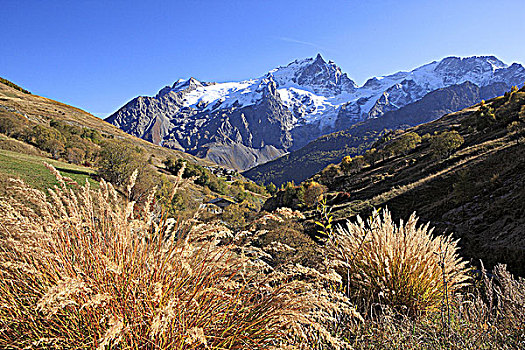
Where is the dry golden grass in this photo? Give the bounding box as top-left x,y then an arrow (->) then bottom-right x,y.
326,209 -> 470,315
348,263 -> 525,349
1,164 -> 522,349
0,165 -> 346,349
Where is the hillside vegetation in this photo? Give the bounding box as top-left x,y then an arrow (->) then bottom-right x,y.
1,160 -> 524,349
267,85 -> 525,275
0,77 -> 205,165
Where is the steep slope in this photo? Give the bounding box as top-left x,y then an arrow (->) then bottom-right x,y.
0,78 -> 270,214
0,78 -> 208,166
244,81 -> 509,186
268,87 -> 525,274
107,55 -> 525,170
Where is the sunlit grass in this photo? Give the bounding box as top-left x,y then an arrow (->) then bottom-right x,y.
0,149 -> 97,190
0,166 -> 327,349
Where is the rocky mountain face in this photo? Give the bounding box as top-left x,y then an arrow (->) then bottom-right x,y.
106,55 -> 525,170
243,81 -> 510,186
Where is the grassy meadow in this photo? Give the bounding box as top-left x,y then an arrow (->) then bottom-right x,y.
0,148 -> 97,194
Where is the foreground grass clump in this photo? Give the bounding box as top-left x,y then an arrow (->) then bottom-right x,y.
0,167 -> 318,349
327,209 -> 470,315
349,263 -> 525,349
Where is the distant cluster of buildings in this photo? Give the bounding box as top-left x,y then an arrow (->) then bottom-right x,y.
203,166 -> 237,181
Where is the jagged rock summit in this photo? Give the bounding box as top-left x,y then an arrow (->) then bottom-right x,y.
106,54 -> 525,170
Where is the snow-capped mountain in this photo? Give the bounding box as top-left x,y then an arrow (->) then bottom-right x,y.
106,55 -> 525,170
152,54 -> 359,129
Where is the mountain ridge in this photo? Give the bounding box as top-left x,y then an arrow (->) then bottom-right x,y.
106,55 -> 525,170
243,81 -> 511,186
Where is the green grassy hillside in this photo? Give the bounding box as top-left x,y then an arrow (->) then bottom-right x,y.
0,148 -> 97,194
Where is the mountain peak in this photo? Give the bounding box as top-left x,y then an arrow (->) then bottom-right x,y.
109,53 -> 525,172
437,55 -> 507,71
269,55 -> 357,95
171,77 -> 203,92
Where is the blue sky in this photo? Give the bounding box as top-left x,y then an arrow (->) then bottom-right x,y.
2,0 -> 525,117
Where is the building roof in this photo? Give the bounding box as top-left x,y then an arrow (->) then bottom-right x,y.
206,197 -> 237,208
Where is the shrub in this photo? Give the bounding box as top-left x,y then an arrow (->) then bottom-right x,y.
430,130 -> 464,159
242,180 -> 267,195
81,128 -> 103,144
340,155 -> 353,173
384,132 -> 421,156
265,182 -> 277,194
65,146 -> 86,164
341,155 -> 367,174
221,203 -> 250,229
164,157 -> 185,175
0,166 -> 316,349
97,140 -> 144,186
326,209 -> 470,315
476,104 -> 497,131
301,181 -> 327,207
155,173 -> 199,218
363,148 -> 380,166
319,163 -> 340,180
0,115 -> 25,136
164,158 -> 228,195
23,124 -> 66,159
